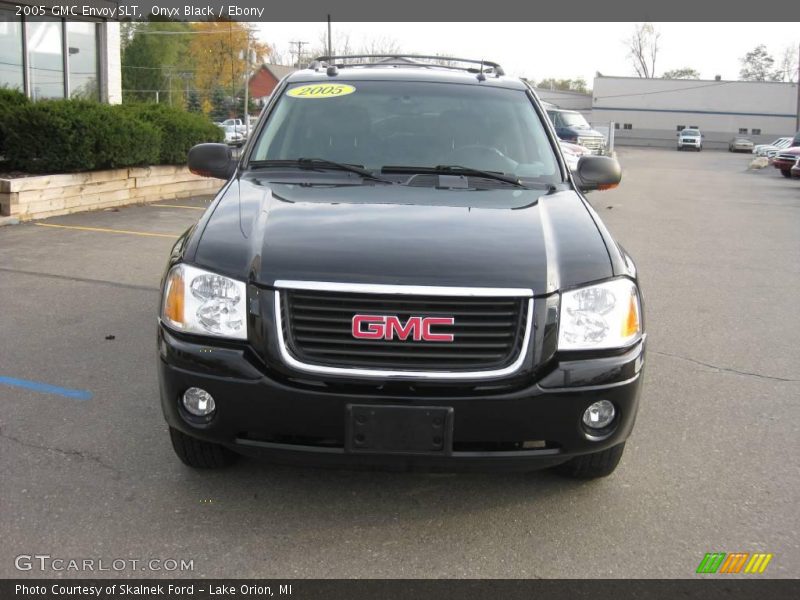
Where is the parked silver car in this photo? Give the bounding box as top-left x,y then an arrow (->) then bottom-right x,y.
728,137 -> 754,152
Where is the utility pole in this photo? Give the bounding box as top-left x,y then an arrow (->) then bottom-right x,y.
290,40 -> 308,68
327,15 -> 332,57
243,33 -> 252,139
796,42 -> 800,131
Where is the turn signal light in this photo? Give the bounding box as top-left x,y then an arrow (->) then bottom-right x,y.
622,293 -> 640,338
163,268 -> 185,327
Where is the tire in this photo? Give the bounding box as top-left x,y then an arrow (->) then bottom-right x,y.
554,442 -> 626,479
169,426 -> 238,469
781,169 -> 792,178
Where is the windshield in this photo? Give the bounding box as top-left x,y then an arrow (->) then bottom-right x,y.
558,111 -> 590,128
250,80 -> 560,182
682,129 -> 700,136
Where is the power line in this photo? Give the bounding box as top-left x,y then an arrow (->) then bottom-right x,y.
594,80 -> 738,100
289,40 -> 308,68
129,30 -> 238,35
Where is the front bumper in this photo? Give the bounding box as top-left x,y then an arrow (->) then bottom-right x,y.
773,159 -> 797,169
158,326 -> 645,471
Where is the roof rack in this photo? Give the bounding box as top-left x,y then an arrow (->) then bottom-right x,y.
307,55 -> 506,79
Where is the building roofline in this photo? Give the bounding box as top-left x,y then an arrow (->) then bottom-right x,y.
594,75 -> 797,86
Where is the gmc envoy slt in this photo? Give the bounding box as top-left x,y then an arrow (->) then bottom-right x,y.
158,56 -> 645,478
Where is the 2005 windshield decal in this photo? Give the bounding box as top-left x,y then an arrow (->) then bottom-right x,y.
287,84 -> 356,98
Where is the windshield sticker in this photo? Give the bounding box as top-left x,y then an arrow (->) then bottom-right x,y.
287,84 -> 356,99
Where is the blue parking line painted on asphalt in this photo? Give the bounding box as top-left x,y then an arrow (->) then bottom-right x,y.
0,376 -> 92,400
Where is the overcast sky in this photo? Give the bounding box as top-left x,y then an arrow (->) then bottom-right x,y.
255,22 -> 799,85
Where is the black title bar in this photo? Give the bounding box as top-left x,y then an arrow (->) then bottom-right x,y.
6,0 -> 800,22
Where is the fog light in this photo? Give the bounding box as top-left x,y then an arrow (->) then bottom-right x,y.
582,400 -> 615,429
182,387 -> 215,416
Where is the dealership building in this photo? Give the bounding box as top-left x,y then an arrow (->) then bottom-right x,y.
591,76 -> 799,149
0,1 -> 121,103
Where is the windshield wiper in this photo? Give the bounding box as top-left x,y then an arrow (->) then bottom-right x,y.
382,165 -> 526,188
249,158 -> 394,184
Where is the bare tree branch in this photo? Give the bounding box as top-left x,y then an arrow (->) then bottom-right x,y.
627,23 -> 660,78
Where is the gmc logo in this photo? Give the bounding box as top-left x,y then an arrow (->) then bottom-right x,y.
352,315 -> 455,342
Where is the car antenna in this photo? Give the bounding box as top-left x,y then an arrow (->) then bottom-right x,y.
477,60 -> 486,82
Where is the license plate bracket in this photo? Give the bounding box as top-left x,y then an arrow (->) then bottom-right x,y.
345,405 -> 454,455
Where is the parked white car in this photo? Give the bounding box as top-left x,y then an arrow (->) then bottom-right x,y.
677,128 -> 703,151
220,124 -> 245,146
753,137 -> 792,157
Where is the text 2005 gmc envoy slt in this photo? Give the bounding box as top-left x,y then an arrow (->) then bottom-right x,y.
158,56 -> 645,478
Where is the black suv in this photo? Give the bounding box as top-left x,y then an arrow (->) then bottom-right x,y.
159,56 -> 645,478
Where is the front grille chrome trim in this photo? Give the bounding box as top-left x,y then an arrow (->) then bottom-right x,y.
274,280 -> 533,298
273,283 -> 534,380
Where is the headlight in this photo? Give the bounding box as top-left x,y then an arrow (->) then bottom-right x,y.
558,278 -> 641,350
161,264 -> 247,340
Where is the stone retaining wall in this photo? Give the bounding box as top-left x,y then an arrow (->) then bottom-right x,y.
0,165 -> 222,221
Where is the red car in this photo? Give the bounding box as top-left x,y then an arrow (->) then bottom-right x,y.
773,146 -> 800,178
791,157 -> 800,179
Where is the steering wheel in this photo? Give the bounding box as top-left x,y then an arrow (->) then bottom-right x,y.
445,145 -> 517,172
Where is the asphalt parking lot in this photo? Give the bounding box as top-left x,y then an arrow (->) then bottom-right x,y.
1,147 -> 798,579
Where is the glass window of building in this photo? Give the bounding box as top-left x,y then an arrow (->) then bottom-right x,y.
67,21 -> 99,100
26,20 -> 64,99
0,8 -> 23,91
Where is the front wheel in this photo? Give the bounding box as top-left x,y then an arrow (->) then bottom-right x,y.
554,442 -> 626,479
169,427 -> 238,469
781,169 -> 792,178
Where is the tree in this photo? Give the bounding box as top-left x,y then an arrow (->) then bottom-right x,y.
661,68 -> 700,80
358,36 -> 403,58
121,21 -> 191,103
535,78 -> 589,93
209,86 -> 228,121
776,45 -> 799,82
739,45 -> 782,81
186,89 -> 201,113
309,30 -> 353,60
626,23 -> 660,78
186,21 -> 271,108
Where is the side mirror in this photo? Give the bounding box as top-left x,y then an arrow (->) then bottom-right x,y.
188,143 -> 235,180
575,155 -> 622,192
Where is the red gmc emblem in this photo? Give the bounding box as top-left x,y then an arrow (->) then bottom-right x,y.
352,315 -> 455,342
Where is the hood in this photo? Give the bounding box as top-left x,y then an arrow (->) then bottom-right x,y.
191,176 -> 613,294
563,125 -> 604,138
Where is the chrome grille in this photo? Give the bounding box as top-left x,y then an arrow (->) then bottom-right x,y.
274,282 -> 533,378
577,136 -> 605,154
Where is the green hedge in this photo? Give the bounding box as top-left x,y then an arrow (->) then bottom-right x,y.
0,88 -> 29,158
2,99 -> 223,174
121,104 -> 223,164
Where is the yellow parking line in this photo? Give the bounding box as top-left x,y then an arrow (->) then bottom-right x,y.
33,223 -> 180,238
152,204 -> 206,211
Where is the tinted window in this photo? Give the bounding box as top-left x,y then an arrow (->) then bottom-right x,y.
0,9 -> 23,91
26,20 -> 64,99
67,22 -> 99,100
252,80 -> 560,182
558,111 -> 590,128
